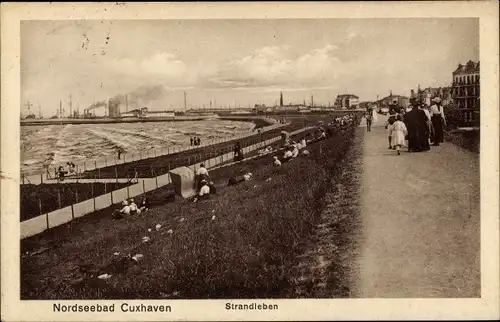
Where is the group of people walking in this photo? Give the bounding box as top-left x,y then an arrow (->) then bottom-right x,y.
382,96 -> 446,155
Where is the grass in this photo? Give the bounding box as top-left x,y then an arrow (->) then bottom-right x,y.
21,114 -> 362,299
20,182 -> 133,222
445,129 -> 480,153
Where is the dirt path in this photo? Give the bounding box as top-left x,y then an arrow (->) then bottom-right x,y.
353,121 -> 480,297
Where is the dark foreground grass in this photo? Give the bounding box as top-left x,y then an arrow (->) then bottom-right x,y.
21,119 -> 361,299
445,129 -> 479,153
20,182 -> 133,222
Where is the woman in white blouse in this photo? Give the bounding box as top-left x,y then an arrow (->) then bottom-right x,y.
430,97 -> 446,146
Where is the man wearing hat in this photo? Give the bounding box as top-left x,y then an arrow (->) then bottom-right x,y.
430,96 -> 446,146
193,179 -> 211,203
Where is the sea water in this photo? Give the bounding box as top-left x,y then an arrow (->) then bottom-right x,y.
21,120 -> 255,174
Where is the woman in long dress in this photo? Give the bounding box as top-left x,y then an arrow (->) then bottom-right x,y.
405,104 -> 430,152
389,115 -> 408,155
430,97 -> 446,146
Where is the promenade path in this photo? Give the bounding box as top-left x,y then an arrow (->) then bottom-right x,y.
354,116 -> 480,297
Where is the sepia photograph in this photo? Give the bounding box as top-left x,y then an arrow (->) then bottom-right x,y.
2,2 -> 499,321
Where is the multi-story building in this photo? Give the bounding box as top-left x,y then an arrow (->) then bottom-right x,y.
410,86 -> 453,106
334,94 -> 359,109
451,60 -> 480,110
377,91 -> 409,109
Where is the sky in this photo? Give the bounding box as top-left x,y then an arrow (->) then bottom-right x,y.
21,18 -> 479,116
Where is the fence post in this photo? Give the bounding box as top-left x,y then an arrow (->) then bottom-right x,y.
57,188 -> 62,209
40,199 -> 49,229
91,183 -> 96,211
104,182 -> 107,194
105,158 -> 107,167
124,154 -> 126,163
155,175 -> 159,189
115,166 -> 118,184
127,185 -> 130,199
111,190 -> 114,205
40,173 -> 43,184
84,161 -> 86,172
142,179 -> 146,193
22,174 -> 25,185
71,204 -> 75,220
75,188 -> 79,202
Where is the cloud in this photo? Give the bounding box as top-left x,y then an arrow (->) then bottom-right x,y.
110,52 -> 195,86
231,46 -> 293,80
345,32 -> 358,42
211,44 -> 345,89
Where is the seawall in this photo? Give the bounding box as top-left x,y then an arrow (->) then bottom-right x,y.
21,116 -> 214,127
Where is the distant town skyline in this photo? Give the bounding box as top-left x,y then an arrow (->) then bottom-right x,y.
21,18 -> 478,116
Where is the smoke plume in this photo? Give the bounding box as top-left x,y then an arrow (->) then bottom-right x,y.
111,85 -> 167,109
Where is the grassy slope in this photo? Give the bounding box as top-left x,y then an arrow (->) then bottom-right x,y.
20,182 -> 132,222
444,130 -> 479,153
21,117 -> 361,299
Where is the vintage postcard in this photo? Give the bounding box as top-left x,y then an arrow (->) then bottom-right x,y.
1,1 -> 499,321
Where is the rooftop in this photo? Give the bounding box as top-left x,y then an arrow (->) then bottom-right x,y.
453,60 -> 480,75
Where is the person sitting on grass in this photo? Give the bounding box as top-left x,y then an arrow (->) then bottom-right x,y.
129,198 -> 140,214
139,196 -> 150,212
273,156 -> 282,167
228,172 -> 253,186
282,146 -> 294,162
196,163 -> 210,190
243,172 -> 253,181
291,144 -> 299,158
194,180 -> 211,202
113,200 -> 130,220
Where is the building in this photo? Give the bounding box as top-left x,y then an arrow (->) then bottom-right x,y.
275,104 -> 309,112
253,104 -> 274,114
358,101 -> 374,110
451,60 -> 480,109
121,107 -> 148,118
334,94 -> 359,109
376,91 -> 409,109
147,111 -> 175,118
410,86 -> 453,107
108,99 -> 121,118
